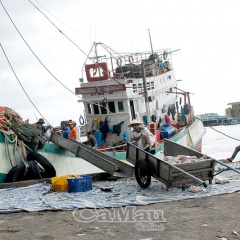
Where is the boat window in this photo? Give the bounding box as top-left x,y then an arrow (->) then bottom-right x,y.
87,104 -> 92,114
133,84 -> 137,93
151,81 -> 154,89
118,101 -> 124,112
147,82 -> 150,91
134,100 -> 139,112
93,103 -> 99,114
100,102 -> 107,114
146,82 -> 154,90
138,83 -> 143,93
167,75 -> 171,80
108,101 -> 116,113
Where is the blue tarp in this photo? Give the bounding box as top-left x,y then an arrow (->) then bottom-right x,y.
0,168 -> 240,214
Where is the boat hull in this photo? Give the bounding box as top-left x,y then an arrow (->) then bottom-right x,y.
0,118 -> 205,183
0,134 -> 104,183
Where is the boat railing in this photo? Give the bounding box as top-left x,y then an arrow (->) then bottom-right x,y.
81,48 -> 173,81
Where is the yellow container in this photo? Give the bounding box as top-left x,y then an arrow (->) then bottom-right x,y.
51,174 -> 80,192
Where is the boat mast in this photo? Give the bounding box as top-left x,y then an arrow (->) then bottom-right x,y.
148,29 -> 154,55
141,59 -> 151,128
141,30 -> 153,127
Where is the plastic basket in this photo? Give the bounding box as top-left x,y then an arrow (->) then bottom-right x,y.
81,175 -> 93,191
67,175 -> 92,193
51,174 -> 79,192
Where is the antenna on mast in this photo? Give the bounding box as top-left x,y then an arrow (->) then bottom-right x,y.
148,29 -> 154,54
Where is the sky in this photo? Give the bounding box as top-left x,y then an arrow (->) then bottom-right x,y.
0,0 -> 240,126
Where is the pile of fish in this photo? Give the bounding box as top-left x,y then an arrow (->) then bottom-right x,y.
163,155 -> 208,165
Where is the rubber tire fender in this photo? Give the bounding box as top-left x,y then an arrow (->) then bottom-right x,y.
5,165 -> 27,183
134,159 -> 151,188
27,152 -> 56,178
26,160 -> 42,180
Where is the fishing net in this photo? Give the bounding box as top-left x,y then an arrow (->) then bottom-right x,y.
0,107 -> 46,166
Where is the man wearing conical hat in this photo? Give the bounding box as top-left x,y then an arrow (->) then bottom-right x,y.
128,119 -> 154,153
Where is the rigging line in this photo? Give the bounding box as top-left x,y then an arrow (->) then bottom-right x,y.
27,0 -> 88,57
81,44 -> 94,73
195,117 -> 240,142
91,0 -> 97,43
29,1 -> 118,84
209,126 -> 240,142
32,0 -> 91,41
0,1 -> 124,120
0,1 -> 77,97
0,0 -> 101,114
100,43 -> 127,58
0,43 -> 52,127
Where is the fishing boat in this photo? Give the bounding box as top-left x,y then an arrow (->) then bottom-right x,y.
74,42 -> 205,158
0,42 -> 206,183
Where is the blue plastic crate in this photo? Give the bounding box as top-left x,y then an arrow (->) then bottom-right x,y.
67,176 -> 92,193
81,175 -> 93,191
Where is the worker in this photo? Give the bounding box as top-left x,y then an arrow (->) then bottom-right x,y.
87,131 -> 98,149
128,119 -> 154,153
226,145 -> 240,162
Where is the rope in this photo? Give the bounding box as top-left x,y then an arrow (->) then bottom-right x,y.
0,106 -> 43,172
0,129 -> 18,167
195,117 -> 240,142
209,126 -> 240,142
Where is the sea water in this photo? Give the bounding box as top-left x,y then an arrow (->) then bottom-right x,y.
202,124 -> 240,160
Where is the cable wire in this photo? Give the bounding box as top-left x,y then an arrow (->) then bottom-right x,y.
28,0 -> 88,57
0,43 -> 52,127
209,126 -> 240,142
0,0 -> 125,121
195,117 -> 240,142
32,0 -> 91,41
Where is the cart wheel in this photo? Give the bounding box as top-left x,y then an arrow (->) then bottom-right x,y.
135,159 -> 151,188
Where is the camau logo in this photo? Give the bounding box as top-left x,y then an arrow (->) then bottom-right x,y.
73,206 -> 166,223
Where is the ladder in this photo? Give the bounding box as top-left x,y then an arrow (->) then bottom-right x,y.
50,133 -> 134,178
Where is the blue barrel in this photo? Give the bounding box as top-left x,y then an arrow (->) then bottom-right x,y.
123,131 -> 128,141
160,125 -> 176,138
94,130 -> 104,147
143,115 -> 148,124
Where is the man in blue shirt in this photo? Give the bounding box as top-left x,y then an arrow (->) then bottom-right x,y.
61,122 -> 70,139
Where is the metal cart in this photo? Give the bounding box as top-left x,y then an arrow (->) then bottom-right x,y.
126,139 -> 240,189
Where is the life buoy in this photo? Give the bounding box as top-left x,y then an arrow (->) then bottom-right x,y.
79,115 -> 85,125
163,51 -> 168,60
116,58 -> 122,67
85,63 -> 109,81
128,56 -> 134,64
